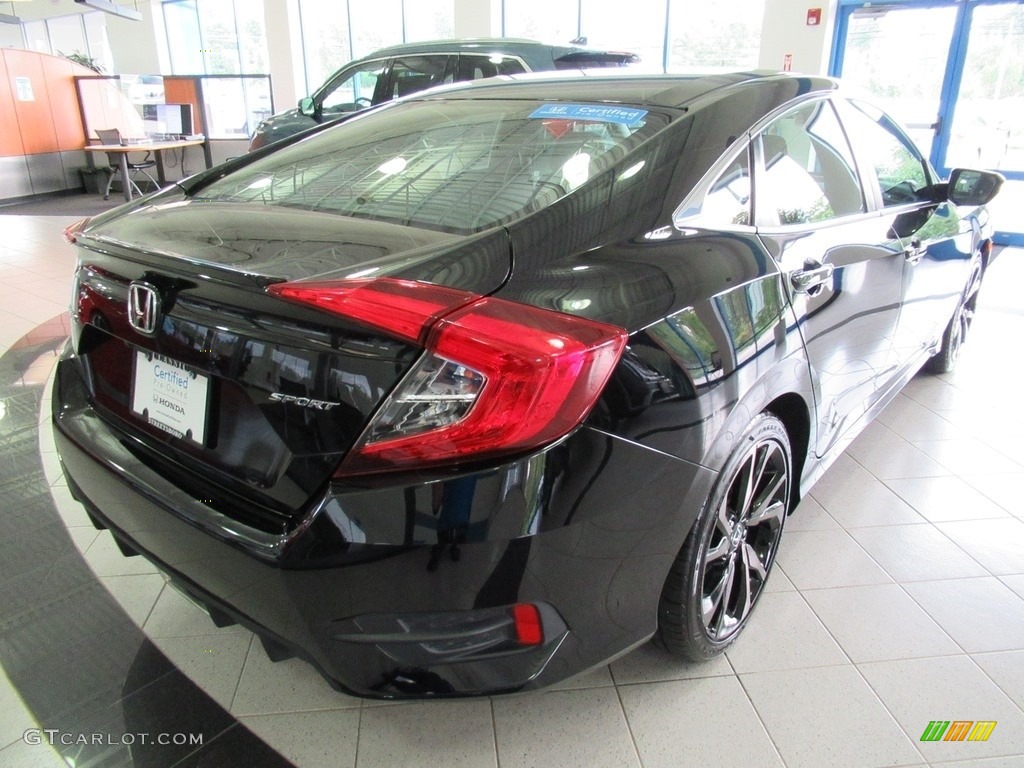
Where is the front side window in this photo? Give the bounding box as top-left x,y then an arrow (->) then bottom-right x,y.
756,99 -> 865,227
841,99 -> 931,207
319,61 -> 386,115
197,100 -> 668,234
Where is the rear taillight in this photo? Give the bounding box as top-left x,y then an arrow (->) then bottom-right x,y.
268,278 -> 627,476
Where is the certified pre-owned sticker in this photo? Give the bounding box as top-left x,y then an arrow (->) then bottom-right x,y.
529,104 -> 649,126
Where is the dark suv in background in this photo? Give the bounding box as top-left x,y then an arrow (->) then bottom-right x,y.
247,38 -> 639,150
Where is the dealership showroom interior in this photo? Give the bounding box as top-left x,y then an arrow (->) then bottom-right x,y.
2,0 -> 1024,766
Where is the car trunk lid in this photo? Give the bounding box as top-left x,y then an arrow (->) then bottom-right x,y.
69,202 -> 511,532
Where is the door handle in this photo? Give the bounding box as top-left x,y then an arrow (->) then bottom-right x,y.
904,237 -> 926,265
791,261 -> 835,293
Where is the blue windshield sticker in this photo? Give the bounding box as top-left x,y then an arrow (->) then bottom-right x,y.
529,104 -> 648,126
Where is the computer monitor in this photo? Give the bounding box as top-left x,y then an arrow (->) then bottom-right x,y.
142,103 -> 195,138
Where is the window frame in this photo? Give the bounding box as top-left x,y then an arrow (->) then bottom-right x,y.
751,97 -> 868,230
833,96 -> 938,213
673,138 -> 757,234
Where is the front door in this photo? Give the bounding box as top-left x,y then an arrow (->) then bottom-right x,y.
837,97 -> 974,373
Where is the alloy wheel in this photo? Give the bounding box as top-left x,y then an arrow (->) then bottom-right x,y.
699,437 -> 789,641
949,266 -> 981,365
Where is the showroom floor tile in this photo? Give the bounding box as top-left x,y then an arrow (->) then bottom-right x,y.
0,214 -> 1022,768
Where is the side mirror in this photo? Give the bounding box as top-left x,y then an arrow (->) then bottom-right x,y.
298,97 -> 316,117
947,168 -> 1004,206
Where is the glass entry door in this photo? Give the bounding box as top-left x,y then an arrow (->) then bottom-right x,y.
832,0 -> 1024,245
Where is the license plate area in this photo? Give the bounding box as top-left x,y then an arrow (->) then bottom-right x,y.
130,350 -> 210,446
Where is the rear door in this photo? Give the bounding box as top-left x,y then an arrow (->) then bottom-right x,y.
753,97 -> 905,458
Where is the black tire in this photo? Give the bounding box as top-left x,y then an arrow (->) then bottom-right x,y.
657,412 -> 791,661
926,258 -> 983,375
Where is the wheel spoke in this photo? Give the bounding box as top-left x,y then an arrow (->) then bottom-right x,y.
702,559 -> 733,629
749,445 -> 774,512
717,504 -> 735,538
712,559 -> 737,638
735,451 -> 759,519
747,474 -> 786,526
735,546 -> 755,620
742,541 -> 768,581
704,537 -> 730,566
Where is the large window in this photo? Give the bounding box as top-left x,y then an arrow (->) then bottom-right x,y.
502,0 -> 580,45
503,0 -> 765,73
22,12 -> 114,73
297,0 -> 455,95
667,0 -> 763,71
581,0 -> 666,74
162,0 -> 269,75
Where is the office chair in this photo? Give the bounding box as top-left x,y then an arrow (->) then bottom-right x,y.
95,128 -> 159,200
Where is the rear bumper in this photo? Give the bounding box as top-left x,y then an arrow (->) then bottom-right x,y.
53,353 -> 714,698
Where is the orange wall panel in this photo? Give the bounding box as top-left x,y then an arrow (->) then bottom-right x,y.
3,49 -> 59,155
0,52 -> 26,157
42,56 -> 88,151
164,78 -> 204,134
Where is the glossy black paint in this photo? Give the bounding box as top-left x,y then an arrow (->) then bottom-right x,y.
56,353 -> 714,696
53,73 -> 992,697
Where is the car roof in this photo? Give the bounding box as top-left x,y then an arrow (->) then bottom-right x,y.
410,70 -> 839,111
366,37 -> 628,58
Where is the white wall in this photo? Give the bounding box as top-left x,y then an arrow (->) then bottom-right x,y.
14,0 -> 162,74
263,0 -> 303,109
453,0 -> 501,37
106,8 -> 161,74
0,23 -> 24,49
758,0 -> 838,75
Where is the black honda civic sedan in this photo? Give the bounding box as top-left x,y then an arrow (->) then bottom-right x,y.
54,72 -> 1001,698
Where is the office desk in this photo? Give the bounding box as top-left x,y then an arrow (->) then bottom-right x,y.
84,138 -> 211,202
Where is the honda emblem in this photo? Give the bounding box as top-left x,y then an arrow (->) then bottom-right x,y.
127,282 -> 161,336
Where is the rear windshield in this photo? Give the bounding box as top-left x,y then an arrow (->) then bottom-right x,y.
196,99 -> 668,234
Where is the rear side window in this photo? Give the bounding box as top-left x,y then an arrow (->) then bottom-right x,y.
388,56 -> 454,99
678,145 -> 752,228
756,99 -> 865,227
841,100 -> 931,207
457,54 -> 527,81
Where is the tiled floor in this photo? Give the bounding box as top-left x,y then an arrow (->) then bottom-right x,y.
1,212 -> 1022,767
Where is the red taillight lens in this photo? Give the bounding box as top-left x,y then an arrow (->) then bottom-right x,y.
512,603 -> 543,646
267,278 -> 478,345
269,278 -> 627,476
